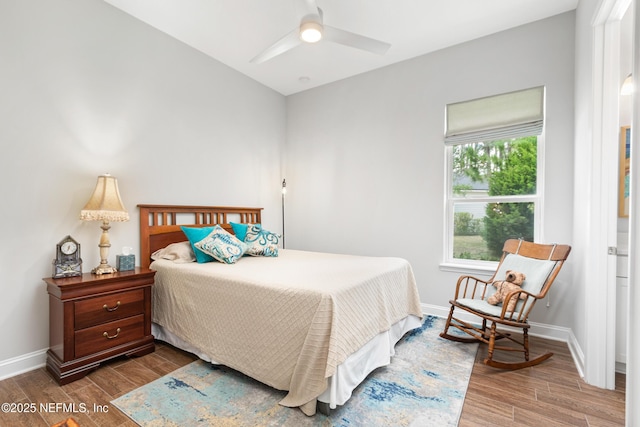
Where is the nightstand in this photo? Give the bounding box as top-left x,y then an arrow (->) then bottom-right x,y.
44,268 -> 155,385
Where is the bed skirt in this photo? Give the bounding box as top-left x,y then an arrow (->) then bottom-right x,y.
151,314 -> 422,410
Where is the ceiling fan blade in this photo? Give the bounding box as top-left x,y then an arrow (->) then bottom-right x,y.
323,25 -> 391,55
250,28 -> 302,64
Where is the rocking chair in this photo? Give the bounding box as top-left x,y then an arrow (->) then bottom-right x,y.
440,239 -> 571,369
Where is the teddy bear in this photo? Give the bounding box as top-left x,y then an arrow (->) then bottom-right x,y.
486,270 -> 527,312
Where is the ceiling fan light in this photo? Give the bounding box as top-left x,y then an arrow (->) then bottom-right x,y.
621,73 -> 634,96
300,21 -> 323,43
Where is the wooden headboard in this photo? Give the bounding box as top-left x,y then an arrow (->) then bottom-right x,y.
138,204 -> 263,269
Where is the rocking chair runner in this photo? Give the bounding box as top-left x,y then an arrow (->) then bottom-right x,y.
440,239 -> 571,369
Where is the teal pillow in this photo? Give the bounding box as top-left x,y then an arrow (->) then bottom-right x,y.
194,225 -> 248,264
230,222 -> 261,241
244,224 -> 280,257
181,226 -> 216,263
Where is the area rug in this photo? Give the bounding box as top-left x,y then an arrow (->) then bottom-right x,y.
112,315 -> 478,426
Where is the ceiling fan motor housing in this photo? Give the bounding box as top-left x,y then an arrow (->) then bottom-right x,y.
300,20 -> 323,42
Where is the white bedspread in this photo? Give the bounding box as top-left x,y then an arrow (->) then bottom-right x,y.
150,249 -> 423,415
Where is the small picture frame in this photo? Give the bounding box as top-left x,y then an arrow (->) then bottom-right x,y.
619,126 -> 631,218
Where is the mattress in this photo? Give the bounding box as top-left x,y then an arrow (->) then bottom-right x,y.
150,249 -> 423,415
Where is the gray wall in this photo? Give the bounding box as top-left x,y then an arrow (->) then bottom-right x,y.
285,12 -> 575,326
0,1 -> 578,378
0,0 -> 285,366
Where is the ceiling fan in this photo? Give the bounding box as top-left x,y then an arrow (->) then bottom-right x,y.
250,0 -> 391,64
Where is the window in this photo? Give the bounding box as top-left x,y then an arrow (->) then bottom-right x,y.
443,87 -> 544,266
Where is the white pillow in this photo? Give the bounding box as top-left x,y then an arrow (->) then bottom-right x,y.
151,241 -> 196,263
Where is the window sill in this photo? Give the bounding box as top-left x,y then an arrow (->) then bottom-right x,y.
439,261 -> 498,277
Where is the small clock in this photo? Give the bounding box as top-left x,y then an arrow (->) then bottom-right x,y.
52,235 -> 82,278
61,240 -> 77,255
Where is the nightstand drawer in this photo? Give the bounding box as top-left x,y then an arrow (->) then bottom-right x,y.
74,289 -> 145,330
74,314 -> 145,358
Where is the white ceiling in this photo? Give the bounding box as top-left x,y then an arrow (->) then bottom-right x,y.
103,0 -> 579,96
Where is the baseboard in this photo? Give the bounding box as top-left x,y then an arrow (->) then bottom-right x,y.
0,306 -> 589,383
0,349 -> 47,382
565,328 -> 585,378
421,303 -> 586,377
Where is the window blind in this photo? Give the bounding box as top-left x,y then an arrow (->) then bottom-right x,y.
444,86 -> 545,145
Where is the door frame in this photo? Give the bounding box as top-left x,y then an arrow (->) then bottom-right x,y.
590,0 -> 630,389
592,0 -> 636,424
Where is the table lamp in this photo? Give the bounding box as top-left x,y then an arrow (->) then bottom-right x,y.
80,174 -> 129,274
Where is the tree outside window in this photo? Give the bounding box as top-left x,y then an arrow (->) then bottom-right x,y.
450,136 -> 538,261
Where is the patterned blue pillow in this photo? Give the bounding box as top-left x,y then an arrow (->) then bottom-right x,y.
229,222 -> 260,241
194,225 -> 248,264
244,224 -> 280,257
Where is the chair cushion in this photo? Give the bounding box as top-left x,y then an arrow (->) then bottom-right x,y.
493,253 -> 557,295
467,253 -> 558,314
457,298 -> 507,318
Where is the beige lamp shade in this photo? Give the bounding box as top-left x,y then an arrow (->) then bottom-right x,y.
80,174 -> 129,222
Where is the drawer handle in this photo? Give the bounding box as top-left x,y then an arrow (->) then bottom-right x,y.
103,301 -> 121,312
103,328 -> 121,339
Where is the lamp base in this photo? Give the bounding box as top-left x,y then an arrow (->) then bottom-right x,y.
91,220 -> 117,275
91,264 -> 118,275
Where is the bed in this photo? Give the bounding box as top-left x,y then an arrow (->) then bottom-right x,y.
138,204 -> 423,415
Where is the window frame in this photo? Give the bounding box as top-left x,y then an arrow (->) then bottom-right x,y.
441,134 -> 545,274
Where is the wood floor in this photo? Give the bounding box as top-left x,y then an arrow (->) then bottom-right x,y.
0,337 -> 626,426
460,336 -> 626,426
